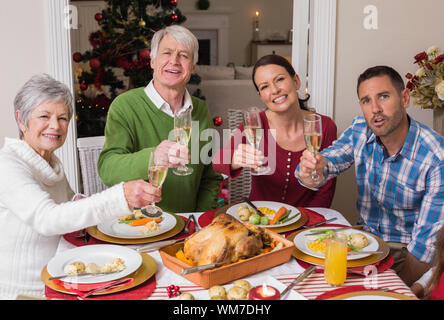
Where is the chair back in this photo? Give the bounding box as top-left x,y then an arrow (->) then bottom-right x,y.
227,109 -> 251,204
77,136 -> 107,196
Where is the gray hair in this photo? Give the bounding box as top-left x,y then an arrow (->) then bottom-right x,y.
14,74 -> 73,138
150,25 -> 199,65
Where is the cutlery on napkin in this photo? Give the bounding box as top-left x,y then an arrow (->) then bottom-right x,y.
77,278 -> 134,299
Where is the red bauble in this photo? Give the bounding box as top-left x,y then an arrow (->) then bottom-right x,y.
213,116 -> 223,127
170,0 -> 178,5
89,58 -> 101,69
73,52 -> 82,63
171,14 -> 178,22
80,83 -> 88,91
139,48 -> 151,60
94,13 -> 103,21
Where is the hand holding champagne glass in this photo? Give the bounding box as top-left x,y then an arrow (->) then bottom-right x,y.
303,113 -> 322,181
243,106 -> 271,175
145,149 -> 168,214
173,108 -> 193,176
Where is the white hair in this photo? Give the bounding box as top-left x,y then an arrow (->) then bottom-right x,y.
14,74 -> 73,138
150,25 -> 199,65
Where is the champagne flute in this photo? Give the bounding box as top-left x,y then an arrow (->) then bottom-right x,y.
244,106 -> 271,175
173,108 -> 193,176
145,149 -> 168,215
303,113 -> 322,182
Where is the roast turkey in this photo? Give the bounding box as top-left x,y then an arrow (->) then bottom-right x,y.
183,213 -> 269,266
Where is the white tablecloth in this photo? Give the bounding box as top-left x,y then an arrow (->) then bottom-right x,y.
55,208 -> 416,300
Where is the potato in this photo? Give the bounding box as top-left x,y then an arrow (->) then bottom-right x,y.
233,279 -> 251,292
238,208 -> 251,221
208,285 -> 227,299
64,261 -> 85,275
227,286 -> 248,300
85,262 -> 100,274
179,292 -> 195,300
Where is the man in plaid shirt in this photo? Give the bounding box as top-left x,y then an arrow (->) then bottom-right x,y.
296,66 -> 444,286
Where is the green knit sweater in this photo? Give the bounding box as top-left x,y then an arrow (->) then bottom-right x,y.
98,87 -> 223,213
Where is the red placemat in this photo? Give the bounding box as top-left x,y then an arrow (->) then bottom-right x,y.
64,216 -> 193,246
45,275 -> 156,300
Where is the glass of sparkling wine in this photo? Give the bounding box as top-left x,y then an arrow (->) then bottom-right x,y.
324,238 -> 348,287
173,108 -> 193,176
244,106 -> 271,175
303,113 -> 322,182
146,149 -> 168,214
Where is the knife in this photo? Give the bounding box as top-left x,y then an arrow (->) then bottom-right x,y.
48,270 -> 121,280
243,198 -> 265,217
305,225 -> 363,236
280,265 -> 316,299
181,260 -> 229,275
136,239 -> 182,253
303,217 -> 337,229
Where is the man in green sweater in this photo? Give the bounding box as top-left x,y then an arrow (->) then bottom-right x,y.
98,25 -> 223,213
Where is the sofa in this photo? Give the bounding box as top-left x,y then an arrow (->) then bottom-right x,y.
187,65 -> 266,137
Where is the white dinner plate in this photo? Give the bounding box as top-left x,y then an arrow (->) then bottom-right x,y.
226,201 -> 300,228
97,212 -> 176,239
46,244 -> 142,284
293,227 -> 379,260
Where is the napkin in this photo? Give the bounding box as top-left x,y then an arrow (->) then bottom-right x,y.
264,276 -> 307,300
45,275 -> 156,300
296,207 -> 326,226
197,209 -> 218,228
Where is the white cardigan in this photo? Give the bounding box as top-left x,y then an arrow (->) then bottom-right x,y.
0,138 -> 132,299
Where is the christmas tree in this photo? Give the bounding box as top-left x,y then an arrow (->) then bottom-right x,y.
72,0 -> 201,137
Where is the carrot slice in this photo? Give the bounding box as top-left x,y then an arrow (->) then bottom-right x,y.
270,207 -> 287,225
128,217 -> 162,226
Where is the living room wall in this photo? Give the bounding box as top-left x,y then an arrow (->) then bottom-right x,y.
178,0 -> 293,66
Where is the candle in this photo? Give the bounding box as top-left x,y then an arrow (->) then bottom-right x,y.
253,11 -> 260,41
249,283 -> 281,300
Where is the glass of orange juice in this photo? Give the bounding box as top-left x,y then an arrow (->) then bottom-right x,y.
324,237 -> 347,286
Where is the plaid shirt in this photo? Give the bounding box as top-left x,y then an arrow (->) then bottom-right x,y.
318,116 -> 444,263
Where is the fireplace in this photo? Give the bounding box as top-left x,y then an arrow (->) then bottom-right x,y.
182,12 -> 229,66
193,30 -> 217,65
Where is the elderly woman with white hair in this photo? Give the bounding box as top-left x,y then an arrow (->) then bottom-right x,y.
98,25 -> 222,213
0,74 -> 161,299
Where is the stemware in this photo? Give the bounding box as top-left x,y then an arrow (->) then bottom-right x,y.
173,108 -> 193,176
243,106 -> 271,175
145,149 -> 168,214
303,113 -> 323,182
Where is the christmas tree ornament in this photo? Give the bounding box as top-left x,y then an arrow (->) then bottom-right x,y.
171,13 -> 178,22
213,116 -> 223,127
138,19 -> 146,27
80,83 -> 88,91
94,13 -> 103,21
139,48 -> 151,60
73,52 -> 83,63
170,0 -> 178,6
89,58 -> 101,70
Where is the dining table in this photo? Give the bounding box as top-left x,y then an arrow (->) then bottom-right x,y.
48,207 -> 417,300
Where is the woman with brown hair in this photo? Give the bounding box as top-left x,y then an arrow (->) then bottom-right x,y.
212,54 -> 337,207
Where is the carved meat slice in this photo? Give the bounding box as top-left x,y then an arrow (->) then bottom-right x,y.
183,213 -> 263,266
